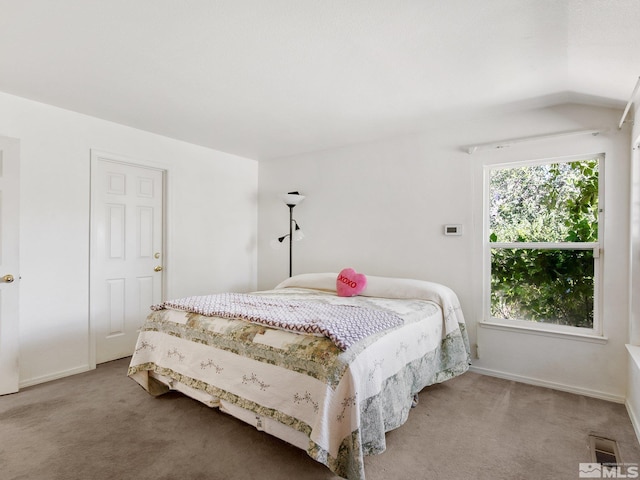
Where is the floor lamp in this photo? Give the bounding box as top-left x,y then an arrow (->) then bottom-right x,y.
272,191 -> 305,277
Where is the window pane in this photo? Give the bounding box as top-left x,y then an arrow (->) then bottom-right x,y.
489,159 -> 599,243
491,248 -> 594,328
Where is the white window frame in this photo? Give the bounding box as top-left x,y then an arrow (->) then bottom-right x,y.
481,153 -> 605,340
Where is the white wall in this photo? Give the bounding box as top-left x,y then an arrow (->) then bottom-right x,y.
258,103 -> 630,402
627,105 -> 640,440
631,108 -> 640,347
0,91 -> 258,387
628,346 -> 640,442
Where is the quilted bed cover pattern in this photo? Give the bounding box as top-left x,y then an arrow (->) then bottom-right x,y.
128,283 -> 471,480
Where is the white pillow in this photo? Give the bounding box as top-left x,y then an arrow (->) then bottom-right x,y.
276,272 -> 455,303
275,273 -> 338,292
361,275 -> 453,301
276,273 -> 465,337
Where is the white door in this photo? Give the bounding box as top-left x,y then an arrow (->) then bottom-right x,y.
0,137 -> 20,395
90,153 -> 164,365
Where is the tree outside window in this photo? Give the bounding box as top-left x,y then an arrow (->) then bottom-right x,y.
488,157 -> 601,329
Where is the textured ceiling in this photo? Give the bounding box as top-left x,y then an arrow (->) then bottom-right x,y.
0,0 -> 638,160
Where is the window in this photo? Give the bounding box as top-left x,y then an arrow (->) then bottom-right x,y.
485,154 -> 603,335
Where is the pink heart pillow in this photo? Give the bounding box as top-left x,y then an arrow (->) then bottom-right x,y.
336,268 -> 367,297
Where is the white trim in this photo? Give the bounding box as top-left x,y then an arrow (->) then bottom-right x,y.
618,76 -> 640,129
628,344 -> 640,369
467,129 -> 605,154
490,242 -> 599,250
19,364 -> 91,389
626,345 -> 640,445
483,153 -> 604,335
479,320 -> 608,344
484,151 -> 606,170
469,365 -> 625,404
626,399 -> 640,447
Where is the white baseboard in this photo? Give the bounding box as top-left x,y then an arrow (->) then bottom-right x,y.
469,365 -> 626,404
19,364 -> 92,389
626,345 -> 640,445
626,398 -> 640,446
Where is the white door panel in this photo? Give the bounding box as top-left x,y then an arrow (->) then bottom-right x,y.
0,137 -> 20,395
91,154 -> 164,364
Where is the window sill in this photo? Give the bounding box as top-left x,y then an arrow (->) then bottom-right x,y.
627,344 -> 640,369
479,320 -> 609,344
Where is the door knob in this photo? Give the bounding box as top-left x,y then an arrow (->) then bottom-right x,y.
2,274 -> 14,283
154,266 -> 163,272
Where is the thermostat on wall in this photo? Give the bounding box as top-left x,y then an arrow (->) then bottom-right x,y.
444,224 -> 462,236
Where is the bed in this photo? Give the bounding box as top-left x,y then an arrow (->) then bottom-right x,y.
128,273 -> 471,480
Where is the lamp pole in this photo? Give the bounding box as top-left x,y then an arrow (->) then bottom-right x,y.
288,204 -> 294,277
279,191 -> 304,278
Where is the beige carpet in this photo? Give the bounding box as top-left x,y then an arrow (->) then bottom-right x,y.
1,358 -> 638,480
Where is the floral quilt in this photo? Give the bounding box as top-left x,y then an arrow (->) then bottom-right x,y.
128,285 -> 471,480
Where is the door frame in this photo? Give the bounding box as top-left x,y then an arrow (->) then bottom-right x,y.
88,149 -> 169,369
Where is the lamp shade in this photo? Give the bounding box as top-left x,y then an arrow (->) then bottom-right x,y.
269,237 -> 286,250
293,228 -> 304,241
281,192 -> 305,206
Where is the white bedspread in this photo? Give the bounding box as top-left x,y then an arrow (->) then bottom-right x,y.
129,277 -> 470,480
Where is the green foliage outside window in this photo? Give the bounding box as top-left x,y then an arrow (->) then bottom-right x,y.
489,159 -> 599,328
